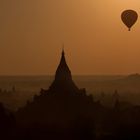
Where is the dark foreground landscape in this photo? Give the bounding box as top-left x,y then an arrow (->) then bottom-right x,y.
1,51 -> 140,140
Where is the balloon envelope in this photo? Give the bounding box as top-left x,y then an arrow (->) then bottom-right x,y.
121,10 -> 138,31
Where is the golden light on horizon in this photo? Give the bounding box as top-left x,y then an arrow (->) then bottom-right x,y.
0,0 -> 140,75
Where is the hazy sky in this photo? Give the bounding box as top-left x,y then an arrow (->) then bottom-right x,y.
1,0 -> 140,75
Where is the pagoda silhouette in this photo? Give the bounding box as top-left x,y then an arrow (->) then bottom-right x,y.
15,48 -> 99,140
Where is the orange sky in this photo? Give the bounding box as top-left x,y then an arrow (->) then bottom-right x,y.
0,0 -> 140,75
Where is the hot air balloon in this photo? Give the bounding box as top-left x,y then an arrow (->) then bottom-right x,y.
121,10 -> 138,31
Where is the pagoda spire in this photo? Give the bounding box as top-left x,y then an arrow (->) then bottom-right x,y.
49,47 -> 79,92
54,45 -> 71,81
61,44 -> 65,62
62,43 -> 64,52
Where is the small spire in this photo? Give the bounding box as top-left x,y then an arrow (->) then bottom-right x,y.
62,43 -> 65,56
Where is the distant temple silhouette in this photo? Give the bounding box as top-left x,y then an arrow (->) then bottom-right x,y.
16,49 -> 97,130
